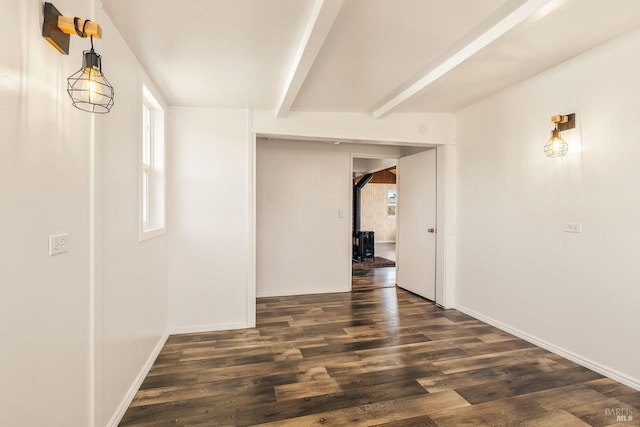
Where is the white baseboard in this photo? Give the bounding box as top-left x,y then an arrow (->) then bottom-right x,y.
257,286 -> 350,298
455,304 -> 640,392
107,331 -> 170,427
170,322 -> 250,334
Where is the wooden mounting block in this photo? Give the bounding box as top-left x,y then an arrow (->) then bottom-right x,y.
42,2 -> 102,55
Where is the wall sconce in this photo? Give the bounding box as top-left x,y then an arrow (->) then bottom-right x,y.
42,2 -> 114,113
544,113 -> 575,157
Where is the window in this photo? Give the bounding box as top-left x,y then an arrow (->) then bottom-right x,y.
140,85 -> 165,240
387,189 -> 396,218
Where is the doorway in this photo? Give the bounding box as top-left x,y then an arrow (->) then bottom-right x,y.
351,159 -> 398,291
350,148 -> 437,300
255,137 -> 444,305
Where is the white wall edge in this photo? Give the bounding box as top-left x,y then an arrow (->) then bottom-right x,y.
170,322 -> 250,335
107,331 -> 170,427
456,304 -> 640,392
247,116 -> 257,328
435,145 -> 445,308
435,144 -> 456,309
88,111 -> 97,427
257,287 -> 350,298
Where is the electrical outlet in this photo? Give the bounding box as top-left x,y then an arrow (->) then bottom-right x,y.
49,233 -> 69,256
563,223 -> 582,233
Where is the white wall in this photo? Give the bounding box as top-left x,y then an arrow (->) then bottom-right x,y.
93,7 -> 168,426
1,1 -> 93,425
0,1 -> 170,425
168,107 -> 251,332
257,140 -> 349,297
455,28 -> 640,388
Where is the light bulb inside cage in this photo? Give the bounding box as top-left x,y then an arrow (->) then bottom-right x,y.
67,49 -> 114,113
544,114 -> 575,157
544,127 -> 568,157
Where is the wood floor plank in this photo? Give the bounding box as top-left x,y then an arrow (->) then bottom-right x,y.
429,395 -> 547,426
586,378 -> 640,400
119,269 -> 640,426
455,366 -> 604,404
331,364 -> 444,391
274,378 -> 341,401
501,410 -> 590,427
565,396 -> 637,426
251,390 -> 470,427
418,362 -> 553,393
430,346 -> 552,374
371,414 -> 438,427
235,379 -> 428,426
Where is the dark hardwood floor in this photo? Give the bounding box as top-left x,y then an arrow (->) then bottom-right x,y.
120,269 -> 640,426
352,266 -> 396,291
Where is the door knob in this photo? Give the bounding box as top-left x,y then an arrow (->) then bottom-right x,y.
427,228 -> 435,233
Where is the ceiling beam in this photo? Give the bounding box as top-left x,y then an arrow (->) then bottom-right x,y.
276,0 -> 344,118
372,0 -> 562,119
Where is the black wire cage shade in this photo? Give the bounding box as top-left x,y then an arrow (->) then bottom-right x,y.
67,38 -> 114,113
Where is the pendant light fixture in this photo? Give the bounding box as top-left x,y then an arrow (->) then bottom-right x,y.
544,113 -> 575,157
42,2 -> 114,113
67,34 -> 115,113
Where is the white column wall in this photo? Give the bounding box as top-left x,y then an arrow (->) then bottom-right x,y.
168,107 -> 251,332
455,28 -> 640,388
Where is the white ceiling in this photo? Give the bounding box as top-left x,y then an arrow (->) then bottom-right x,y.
102,0 -> 640,114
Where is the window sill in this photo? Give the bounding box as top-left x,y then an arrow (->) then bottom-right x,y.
139,226 -> 166,242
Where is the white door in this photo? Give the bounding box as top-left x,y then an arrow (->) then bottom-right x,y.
396,149 -> 437,300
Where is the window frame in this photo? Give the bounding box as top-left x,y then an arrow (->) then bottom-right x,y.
139,84 -> 166,241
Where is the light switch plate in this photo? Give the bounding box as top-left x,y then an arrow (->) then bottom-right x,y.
563,223 -> 582,233
49,233 -> 69,256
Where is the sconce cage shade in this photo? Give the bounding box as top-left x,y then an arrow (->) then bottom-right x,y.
67,49 -> 114,113
544,128 -> 568,157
